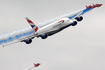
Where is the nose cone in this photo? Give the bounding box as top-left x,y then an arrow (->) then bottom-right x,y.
38,63 -> 41,65
100,4 -> 103,6
98,4 -> 103,7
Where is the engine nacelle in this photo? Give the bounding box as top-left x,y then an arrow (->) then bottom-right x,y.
75,16 -> 83,21
41,34 -> 48,39
25,39 -> 32,44
71,21 -> 77,26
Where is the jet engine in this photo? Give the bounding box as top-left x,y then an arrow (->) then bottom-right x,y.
75,16 -> 83,21
25,39 -> 32,44
71,21 -> 77,26
41,34 -> 48,39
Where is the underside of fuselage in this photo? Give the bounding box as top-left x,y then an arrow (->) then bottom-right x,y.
47,23 -> 72,36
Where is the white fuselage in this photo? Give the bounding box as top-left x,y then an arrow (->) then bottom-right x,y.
36,18 -> 73,35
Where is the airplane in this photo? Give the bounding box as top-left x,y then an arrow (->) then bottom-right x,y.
86,4 -> 102,9
2,4 -> 103,47
34,63 -> 40,67
24,63 -> 40,70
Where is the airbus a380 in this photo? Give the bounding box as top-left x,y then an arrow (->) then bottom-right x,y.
3,4 -> 103,46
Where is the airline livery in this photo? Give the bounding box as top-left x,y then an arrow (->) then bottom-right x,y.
2,4 -> 103,46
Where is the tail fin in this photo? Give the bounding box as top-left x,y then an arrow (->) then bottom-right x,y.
25,17 -> 38,32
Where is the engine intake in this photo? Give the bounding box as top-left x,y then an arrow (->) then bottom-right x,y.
25,39 -> 32,44
71,21 -> 77,26
41,34 -> 48,39
75,16 -> 83,21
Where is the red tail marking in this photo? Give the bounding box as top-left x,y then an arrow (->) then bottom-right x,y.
27,20 -> 34,24
34,26 -> 38,32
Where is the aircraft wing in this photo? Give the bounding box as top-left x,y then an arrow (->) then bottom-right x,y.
63,4 -> 102,20
2,28 -> 60,47
2,34 -> 37,47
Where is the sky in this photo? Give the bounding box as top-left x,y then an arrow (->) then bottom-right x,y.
0,0 -> 105,70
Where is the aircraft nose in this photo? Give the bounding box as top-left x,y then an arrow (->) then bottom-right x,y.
101,4 -> 103,6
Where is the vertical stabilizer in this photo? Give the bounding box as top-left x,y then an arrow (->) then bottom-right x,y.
25,17 -> 38,32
